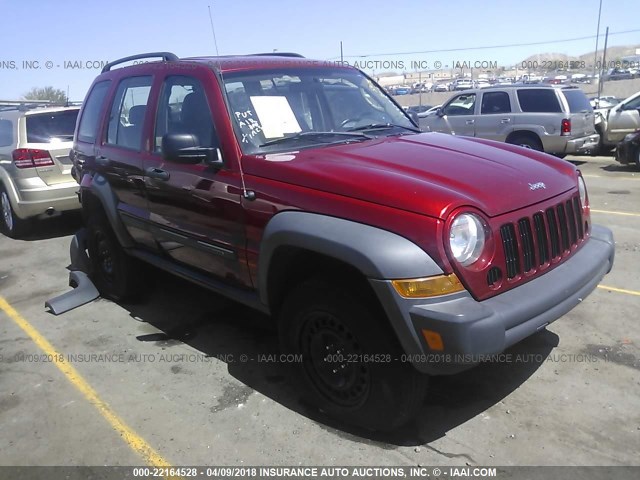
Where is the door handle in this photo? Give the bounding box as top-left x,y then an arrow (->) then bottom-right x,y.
96,155 -> 110,167
145,167 -> 170,181
500,118 -> 511,124
465,119 -> 475,125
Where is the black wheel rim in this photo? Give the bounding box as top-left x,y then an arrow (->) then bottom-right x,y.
95,231 -> 115,286
300,311 -> 370,408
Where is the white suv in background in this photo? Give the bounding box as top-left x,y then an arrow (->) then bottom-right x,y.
0,104 -> 81,237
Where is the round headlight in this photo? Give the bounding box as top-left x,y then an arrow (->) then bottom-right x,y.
578,176 -> 588,207
449,213 -> 485,266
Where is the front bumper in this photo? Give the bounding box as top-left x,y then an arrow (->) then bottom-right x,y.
370,224 -> 615,375
565,133 -> 600,154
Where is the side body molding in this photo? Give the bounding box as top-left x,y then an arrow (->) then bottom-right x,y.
83,173 -> 135,248
258,211 -> 443,305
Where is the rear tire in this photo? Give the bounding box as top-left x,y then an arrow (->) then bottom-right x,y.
0,185 -> 30,238
87,210 -> 141,302
507,134 -> 543,151
279,277 -> 427,432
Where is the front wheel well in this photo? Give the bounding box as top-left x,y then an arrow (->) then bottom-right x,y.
266,247 -> 378,317
79,189 -> 106,223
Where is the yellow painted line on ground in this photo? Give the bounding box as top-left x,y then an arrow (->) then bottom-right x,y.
597,285 -> 640,297
591,209 -> 640,217
0,296 -> 175,472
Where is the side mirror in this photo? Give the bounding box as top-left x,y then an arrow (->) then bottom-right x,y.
161,133 -> 223,167
408,111 -> 420,126
436,107 -> 445,117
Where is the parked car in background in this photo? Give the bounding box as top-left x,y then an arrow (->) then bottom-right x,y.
393,86 -> 411,95
406,105 -> 434,117
614,129 -> 640,168
434,83 -> 449,92
603,68 -> 633,81
590,96 -> 621,109
594,90 -> 640,153
453,79 -> 474,91
0,104 -> 81,237
421,85 -> 599,157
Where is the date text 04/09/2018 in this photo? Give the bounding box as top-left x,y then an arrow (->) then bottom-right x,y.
521,60 -> 639,70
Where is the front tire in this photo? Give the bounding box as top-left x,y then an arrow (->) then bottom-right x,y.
87,210 -> 141,302
0,185 -> 30,238
279,278 -> 427,431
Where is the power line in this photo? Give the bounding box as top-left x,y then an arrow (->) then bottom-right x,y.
327,28 -> 640,59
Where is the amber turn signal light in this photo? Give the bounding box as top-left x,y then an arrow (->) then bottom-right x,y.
391,274 -> 464,298
421,329 -> 444,351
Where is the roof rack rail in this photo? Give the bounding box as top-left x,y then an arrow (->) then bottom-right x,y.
0,100 -> 82,112
101,52 -> 179,73
248,52 -> 305,58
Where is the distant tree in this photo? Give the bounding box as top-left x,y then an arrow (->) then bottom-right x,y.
22,86 -> 67,104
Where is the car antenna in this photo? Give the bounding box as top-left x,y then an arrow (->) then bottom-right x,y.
207,4 -> 255,201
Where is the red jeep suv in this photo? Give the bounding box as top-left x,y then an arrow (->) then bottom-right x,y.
70,52 -> 615,431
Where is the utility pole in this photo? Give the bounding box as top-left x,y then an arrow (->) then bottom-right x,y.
598,26 -> 609,99
340,41 -> 344,65
592,0 -> 603,85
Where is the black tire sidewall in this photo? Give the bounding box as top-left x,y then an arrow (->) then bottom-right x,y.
279,280 -> 426,431
510,135 -> 542,151
0,185 -> 28,238
87,213 -> 134,301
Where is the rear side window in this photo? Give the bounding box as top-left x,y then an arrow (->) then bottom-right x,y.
26,110 -> 79,143
517,89 -> 562,113
562,90 -> 593,113
481,92 -> 511,114
78,81 -> 111,143
0,119 -> 13,147
107,76 -> 153,150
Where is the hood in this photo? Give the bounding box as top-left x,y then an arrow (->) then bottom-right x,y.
242,133 -> 578,219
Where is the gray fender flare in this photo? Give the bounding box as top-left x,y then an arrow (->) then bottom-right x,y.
84,173 -> 134,248
258,211 -> 443,305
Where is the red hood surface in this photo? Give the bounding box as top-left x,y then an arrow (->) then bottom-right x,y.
242,133 -> 578,219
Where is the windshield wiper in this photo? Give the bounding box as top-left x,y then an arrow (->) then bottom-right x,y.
346,123 -> 421,133
350,123 -> 421,133
259,131 -> 371,147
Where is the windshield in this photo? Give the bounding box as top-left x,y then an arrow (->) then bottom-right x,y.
26,109 -> 79,143
222,68 -> 415,154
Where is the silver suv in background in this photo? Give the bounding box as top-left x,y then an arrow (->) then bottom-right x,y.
0,104 -> 81,237
421,85 -> 599,158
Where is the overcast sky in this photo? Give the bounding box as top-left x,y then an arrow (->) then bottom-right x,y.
0,0 -> 638,100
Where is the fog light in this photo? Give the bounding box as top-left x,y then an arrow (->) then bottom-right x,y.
392,274 -> 464,298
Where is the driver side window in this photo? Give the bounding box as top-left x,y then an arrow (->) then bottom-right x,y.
443,94 -> 476,116
154,76 -> 218,153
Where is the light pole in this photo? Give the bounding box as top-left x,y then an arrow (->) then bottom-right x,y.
592,0 -> 603,86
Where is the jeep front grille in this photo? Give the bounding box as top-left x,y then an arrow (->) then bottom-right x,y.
498,196 -> 585,280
